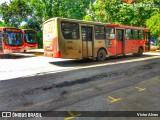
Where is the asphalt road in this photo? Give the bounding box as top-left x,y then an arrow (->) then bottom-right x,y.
0,51 -> 160,120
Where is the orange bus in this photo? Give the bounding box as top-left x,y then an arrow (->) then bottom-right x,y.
0,27 -> 24,55
106,24 -> 150,57
21,29 -> 38,52
43,17 -> 150,61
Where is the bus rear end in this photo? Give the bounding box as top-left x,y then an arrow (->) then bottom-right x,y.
0,27 -> 24,55
22,29 -> 38,52
43,18 -> 61,58
144,28 -> 150,52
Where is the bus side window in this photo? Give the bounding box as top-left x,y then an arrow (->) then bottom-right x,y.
106,27 -> 115,40
61,22 -> 79,40
126,29 -> 132,40
117,30 -> 123,41
95,25 -> 105,40
138,30 -> 144,40
133,30 -> 138,40
81,27 -> 87,41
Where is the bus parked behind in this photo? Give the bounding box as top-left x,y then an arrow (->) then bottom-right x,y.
43,17 -> 150,61
21,29 -> 38,52
0,27 -> 24,55
105,24 -> 150,57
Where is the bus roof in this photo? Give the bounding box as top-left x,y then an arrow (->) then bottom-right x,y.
0,27 -> 18,31
106,23 -> 150,31
43,17 -> 108,26
21,29 -> 36,32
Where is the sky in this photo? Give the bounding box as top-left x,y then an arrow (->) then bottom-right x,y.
0,0 -> 10,5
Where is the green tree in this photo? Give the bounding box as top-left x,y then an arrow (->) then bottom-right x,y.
0,0 -> 33,27
27,0 -> 95,48
0,20 -> 11,27
146,13 -> 160,38
85,0 -> 159,27
29,0 -> 94,21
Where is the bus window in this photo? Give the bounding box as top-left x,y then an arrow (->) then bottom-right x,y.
117,30 -> 123,41
61,22 -> 79,39
24,33 -> 36,43
95,25 -> 105,39
106,27 -> 115,39
138,30 -> 144,40
88,27 -> 92,41
81,27 -> 92,41
133,30 -> 138,40
81,27 -> 87,41
126,29 -> 132,39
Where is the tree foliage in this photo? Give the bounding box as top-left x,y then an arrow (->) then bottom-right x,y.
146,13 -> 160,38
0,0 -> 159,48
0,0 -> 94,48
0,0 -> 33,27
0,20 -> 11,27
85,0 -> 160,27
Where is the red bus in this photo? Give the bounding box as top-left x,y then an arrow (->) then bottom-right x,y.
43,18 -> 150,61
0,27 -> 24,55
106,24 -> 150,57
21,29 -> 38,52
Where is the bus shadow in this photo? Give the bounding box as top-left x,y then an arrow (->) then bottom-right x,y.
0,51 -> 44,59
0,54 -> 34,59
49,58 -> 96,67
49,54 -> 159,67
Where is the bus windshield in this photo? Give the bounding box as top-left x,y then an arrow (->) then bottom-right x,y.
3,32 -> 23,46
24,32 -> 37,44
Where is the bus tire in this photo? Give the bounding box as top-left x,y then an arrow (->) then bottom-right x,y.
96,49 -> 106,62
137,47 -> 143,56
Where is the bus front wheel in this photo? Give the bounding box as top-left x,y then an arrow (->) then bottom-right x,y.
96,49 -> 106,62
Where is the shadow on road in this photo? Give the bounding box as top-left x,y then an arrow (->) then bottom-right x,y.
0,54 -> 34,59
49,54 -> 159,67
49,58 -> 96,67
0,52 -> 44,59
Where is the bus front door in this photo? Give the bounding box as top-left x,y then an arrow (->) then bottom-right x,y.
81,26 -> 93,58
116,29 -> 125,55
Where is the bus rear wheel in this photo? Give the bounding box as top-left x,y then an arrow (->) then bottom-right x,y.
137,47 -> 143,56
96,49 -> 106,62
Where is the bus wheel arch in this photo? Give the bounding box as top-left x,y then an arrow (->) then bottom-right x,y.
96,48 -> 107,62
137,46 -> 144,56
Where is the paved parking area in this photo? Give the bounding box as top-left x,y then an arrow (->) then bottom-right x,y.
40,76 -> 159,120
0,51 -> 160,81
0,50 -> 159,120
